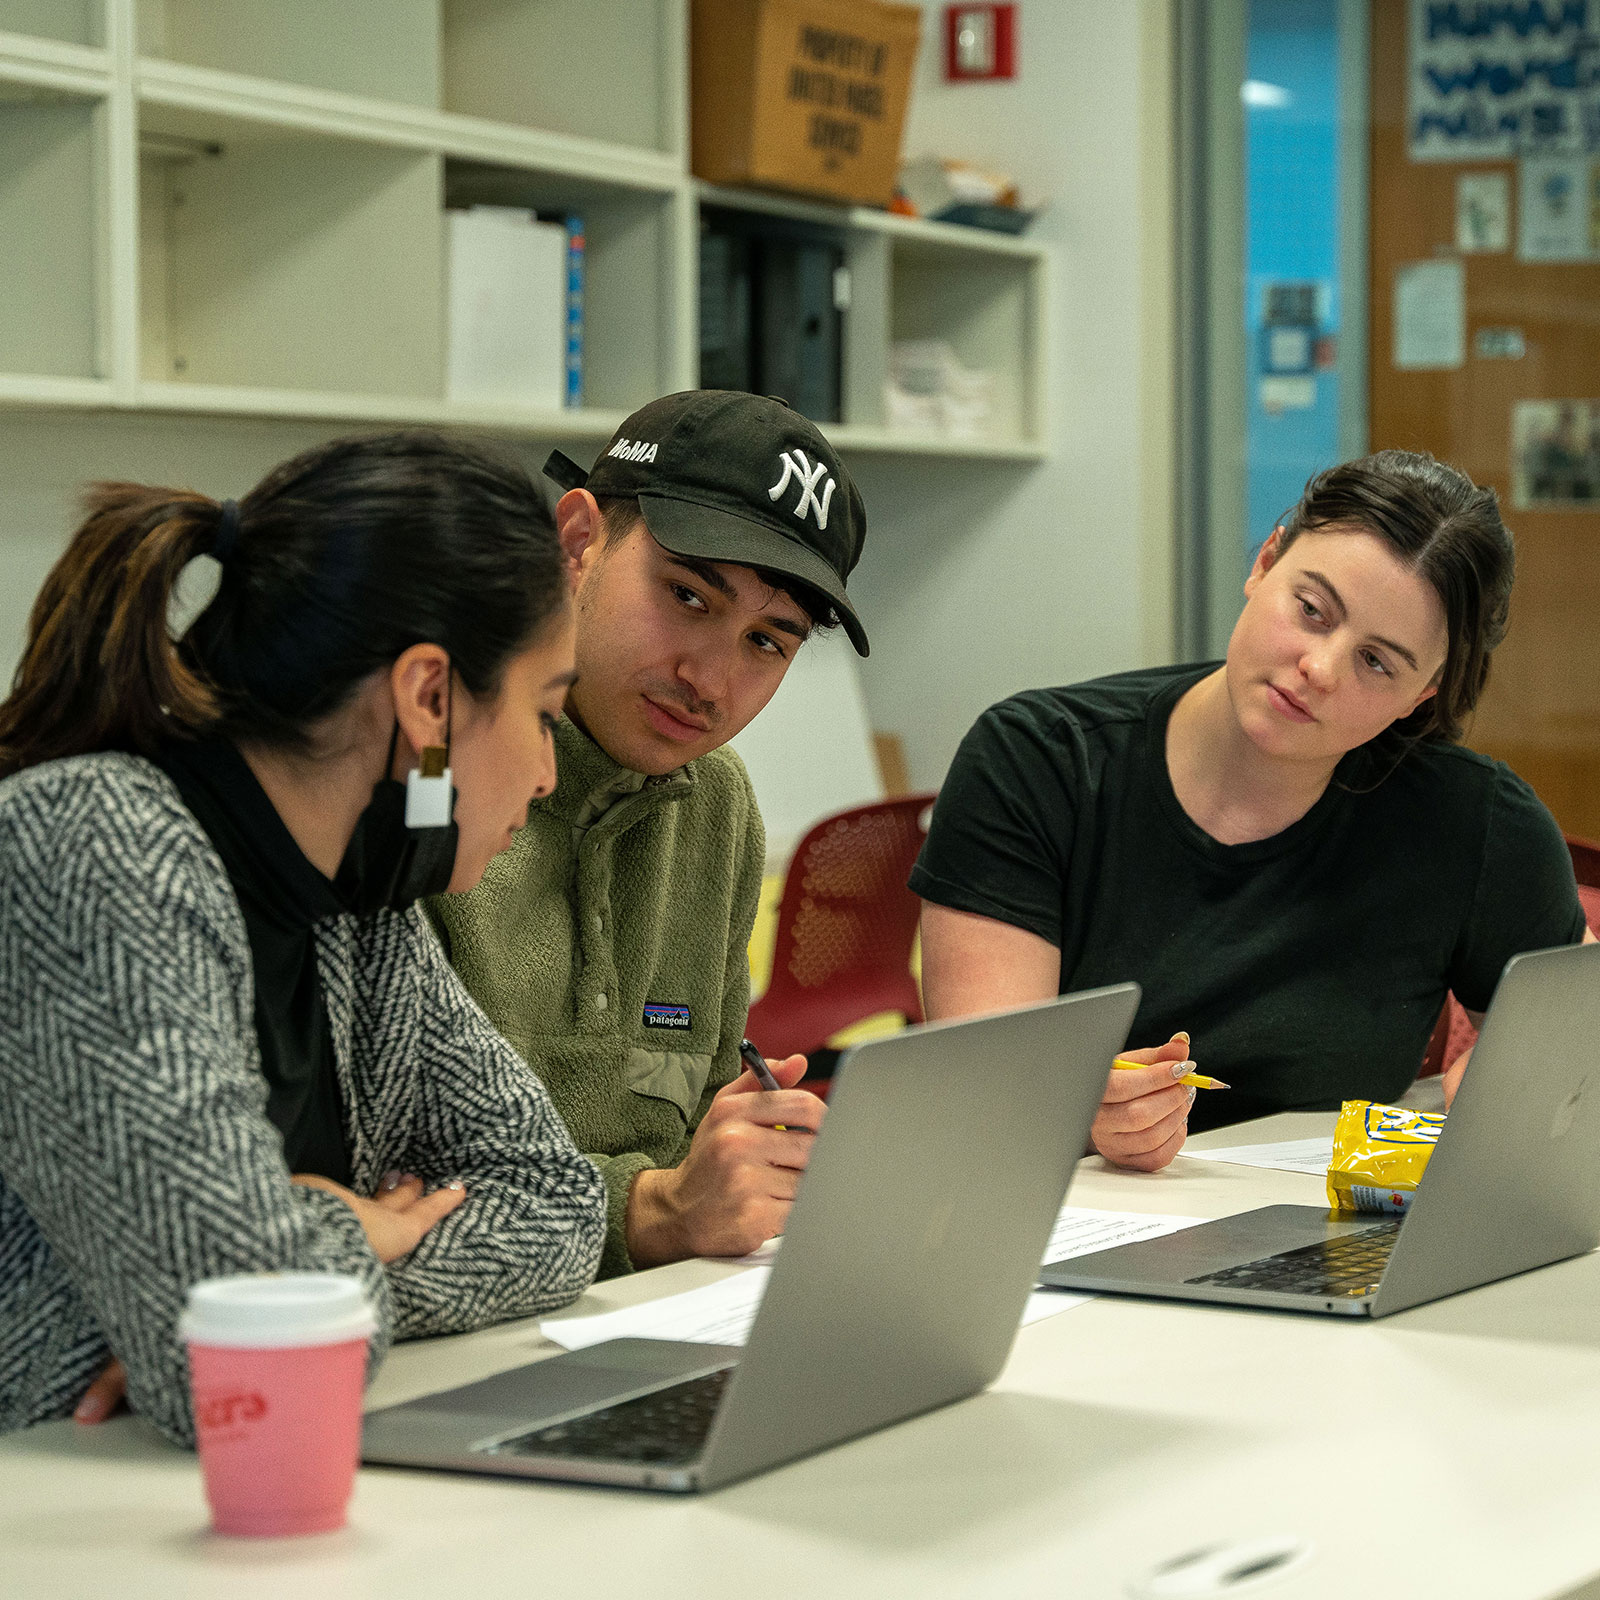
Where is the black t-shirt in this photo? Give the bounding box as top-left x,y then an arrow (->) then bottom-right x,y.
155,739 -> 352,1183
910,664 -> 1588,1133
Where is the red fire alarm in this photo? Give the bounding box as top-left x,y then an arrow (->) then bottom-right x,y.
944,4 -> 1016,82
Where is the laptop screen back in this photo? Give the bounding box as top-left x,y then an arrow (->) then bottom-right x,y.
699,984 -> 1140,1488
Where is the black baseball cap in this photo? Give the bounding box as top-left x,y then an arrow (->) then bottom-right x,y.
544,390 -> 869,655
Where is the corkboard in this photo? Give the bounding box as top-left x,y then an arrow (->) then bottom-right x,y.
1369,0 -> 1600,839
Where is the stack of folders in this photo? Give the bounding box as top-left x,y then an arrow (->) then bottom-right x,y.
446,206 -> 584,410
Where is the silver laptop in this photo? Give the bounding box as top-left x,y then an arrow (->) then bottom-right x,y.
363,983 -> 1140,1492
1039,942 -> 1600,1318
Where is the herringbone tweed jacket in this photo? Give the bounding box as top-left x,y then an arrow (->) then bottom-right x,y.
0,753 -> 606,1445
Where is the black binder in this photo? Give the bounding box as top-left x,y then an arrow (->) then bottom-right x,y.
699,208 -> 843,423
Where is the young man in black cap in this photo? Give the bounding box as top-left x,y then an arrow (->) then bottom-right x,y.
430,391 -> 869,1275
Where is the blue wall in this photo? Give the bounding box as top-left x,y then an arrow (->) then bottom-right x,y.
1245,0 -> 1345,563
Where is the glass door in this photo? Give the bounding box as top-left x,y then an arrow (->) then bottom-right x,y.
1178,0 -> 1369,659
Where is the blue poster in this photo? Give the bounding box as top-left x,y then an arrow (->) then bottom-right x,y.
1410,0 -> 1600,160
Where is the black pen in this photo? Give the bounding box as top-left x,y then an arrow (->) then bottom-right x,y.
739,1037 -> 793,1132
738,1037 -> 782,1092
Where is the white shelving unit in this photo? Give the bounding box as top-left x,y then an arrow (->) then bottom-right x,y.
697,181 -> 1048,458
0,0 -> 1050,461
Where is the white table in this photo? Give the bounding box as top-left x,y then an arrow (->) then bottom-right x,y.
6,1114 -> 1600,1600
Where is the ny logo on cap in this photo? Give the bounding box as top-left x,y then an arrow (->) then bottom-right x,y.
768,450 -> 835,531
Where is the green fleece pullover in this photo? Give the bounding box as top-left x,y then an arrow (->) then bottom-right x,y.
427,716 -> 764,1277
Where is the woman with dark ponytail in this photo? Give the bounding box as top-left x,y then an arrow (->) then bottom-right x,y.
0,431 -> 606,1443
915,449 -> 1594,1169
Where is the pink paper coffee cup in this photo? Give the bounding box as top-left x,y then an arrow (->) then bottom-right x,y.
182,1273 -> 377,1537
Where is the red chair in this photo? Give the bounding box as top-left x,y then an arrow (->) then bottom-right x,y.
1420,833 -> 1600,1077
745,794 -> 937,1084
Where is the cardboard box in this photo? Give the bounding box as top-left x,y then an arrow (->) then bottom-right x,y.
692,0 -> 922,209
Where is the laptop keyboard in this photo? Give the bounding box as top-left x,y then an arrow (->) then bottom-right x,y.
1185,1220 -> 1403,1299
490,1367 -> 733,1467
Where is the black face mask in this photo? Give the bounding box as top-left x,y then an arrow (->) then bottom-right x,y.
334,725 -> 459,915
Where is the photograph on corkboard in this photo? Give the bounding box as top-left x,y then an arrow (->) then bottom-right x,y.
1511,401 -> 1600,511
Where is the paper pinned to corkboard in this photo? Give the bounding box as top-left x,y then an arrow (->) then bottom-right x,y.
1456,172 -> 1509,253
1512,400 -> 1600,510
1393,258 -> 1465,371
1518,156 -> 1600,264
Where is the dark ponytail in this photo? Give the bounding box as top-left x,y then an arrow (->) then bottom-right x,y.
0,430 -> 567,777
0,486 -> 223,775
1276,449 -> 1514,745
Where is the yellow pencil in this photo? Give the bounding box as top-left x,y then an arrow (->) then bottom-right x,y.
1113,1058 -> 1231,1090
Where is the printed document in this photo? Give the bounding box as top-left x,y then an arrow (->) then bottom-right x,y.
1184,1137 -> 1334,1178
539,1207 -> 1206,1352
1393,258 -> 1465,370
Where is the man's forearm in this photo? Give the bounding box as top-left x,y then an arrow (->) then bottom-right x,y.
622,1167 -> 690,1270
584,1149 -> 659,1278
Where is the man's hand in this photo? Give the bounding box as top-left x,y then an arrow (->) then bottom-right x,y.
291,1170 -> 467,1264
1090,1032 -> 1196,1172
625,1053 -> 819,1267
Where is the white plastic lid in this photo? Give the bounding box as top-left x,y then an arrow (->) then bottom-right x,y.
179,1273 -> 377,1349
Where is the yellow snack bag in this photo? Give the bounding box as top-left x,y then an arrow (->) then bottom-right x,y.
1326,1099 -> 1446,1215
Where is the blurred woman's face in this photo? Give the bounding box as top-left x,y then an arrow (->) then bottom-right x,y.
1225,526 -> 1448,766
446,605 -> 577,892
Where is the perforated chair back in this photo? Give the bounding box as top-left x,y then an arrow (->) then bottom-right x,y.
1420,832 -> 1600,1077
745,793 -> 936,1064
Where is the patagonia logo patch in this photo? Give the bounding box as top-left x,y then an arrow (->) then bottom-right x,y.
642,1003 -> 692,1031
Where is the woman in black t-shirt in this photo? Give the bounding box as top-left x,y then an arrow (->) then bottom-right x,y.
914,450 -> 1592,1171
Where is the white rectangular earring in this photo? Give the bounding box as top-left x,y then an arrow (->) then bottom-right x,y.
405,745 -> 454,828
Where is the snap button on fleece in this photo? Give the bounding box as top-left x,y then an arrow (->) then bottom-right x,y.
594,992 -> 608,1011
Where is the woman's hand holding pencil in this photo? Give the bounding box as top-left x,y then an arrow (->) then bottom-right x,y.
1113,1057 -> 1230,1091
1090,1031 -> 1227,1174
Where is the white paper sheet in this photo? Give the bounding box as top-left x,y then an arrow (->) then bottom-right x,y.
1022,1206 -> 1209,1322
1456,171 -> 1510,253
1393,259 -> 1465,371
1260,376 -> 1316,413
1517,156 -> 1598,263
539,1207 -> 1207,1352
540,1268 -> 775,1352
1184,1137 -> 1334,1178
